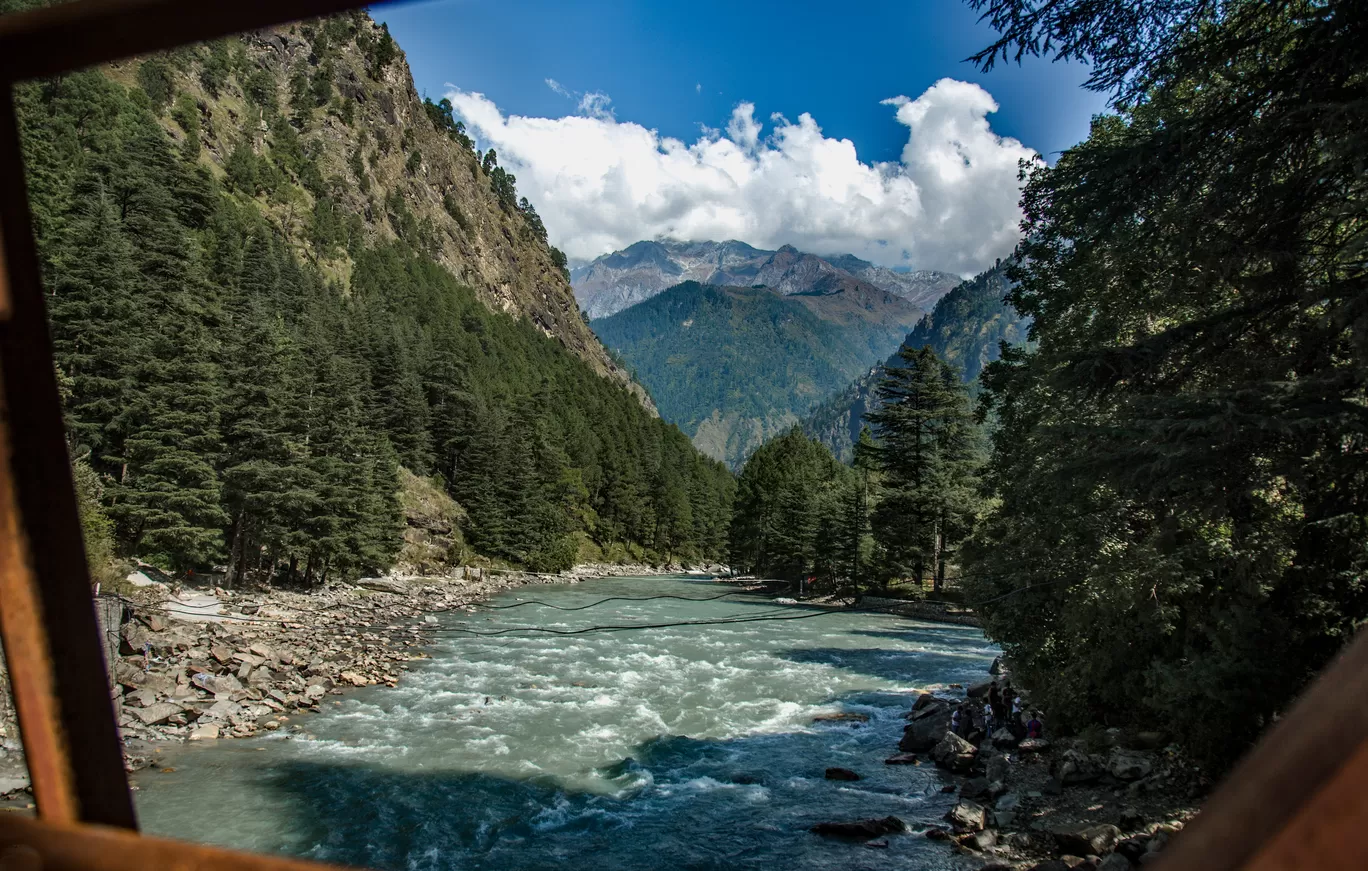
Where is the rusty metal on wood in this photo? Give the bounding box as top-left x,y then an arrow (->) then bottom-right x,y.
3,0 -> 1368,868
0,0 -> 388,839
0,814 -> 351,870
1153,625 -> 1368,871
0,84 -> 138,830
0,0 -> 395,84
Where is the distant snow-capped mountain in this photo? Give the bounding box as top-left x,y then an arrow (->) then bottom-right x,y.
570,240 -> 961,320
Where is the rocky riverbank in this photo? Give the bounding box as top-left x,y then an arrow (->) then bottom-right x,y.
798,650 -> 1209,869
0,562 -> 706,806
819,658 -> 1207,870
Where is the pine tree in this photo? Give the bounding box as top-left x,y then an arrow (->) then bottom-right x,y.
107,116 -> 228,569
866,346 -> 980,590
47,169 -> 139,464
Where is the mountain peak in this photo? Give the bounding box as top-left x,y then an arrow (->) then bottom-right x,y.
572,240 -> 962,319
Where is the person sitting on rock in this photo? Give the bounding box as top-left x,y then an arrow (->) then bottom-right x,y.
1026,712 -> 1044,739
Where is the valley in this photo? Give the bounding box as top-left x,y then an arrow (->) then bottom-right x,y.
0,1 -> 1360,871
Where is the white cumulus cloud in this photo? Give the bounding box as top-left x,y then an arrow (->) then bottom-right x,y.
447,78 -> 1038,273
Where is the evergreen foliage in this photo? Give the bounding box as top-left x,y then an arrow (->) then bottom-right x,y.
593,281 -> 919,468
21,43 -> 733,582
962,0 -> 1368,768
728,429 -> 856,583
866,347 -> 983,590
803,263 -> 1027,461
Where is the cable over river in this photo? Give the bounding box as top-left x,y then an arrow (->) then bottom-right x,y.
132,575 -> 998,870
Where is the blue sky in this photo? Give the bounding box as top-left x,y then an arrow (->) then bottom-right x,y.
374,0 -> 1111,272
377,0 -> 1106,164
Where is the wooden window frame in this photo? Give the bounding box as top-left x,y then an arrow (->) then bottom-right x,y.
0,1 -> 1363,868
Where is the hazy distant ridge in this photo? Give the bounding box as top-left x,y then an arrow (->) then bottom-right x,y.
572,240 -> 961,320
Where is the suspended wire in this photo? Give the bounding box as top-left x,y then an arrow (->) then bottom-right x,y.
474,590 -> 758,611
427,605 -> 886,638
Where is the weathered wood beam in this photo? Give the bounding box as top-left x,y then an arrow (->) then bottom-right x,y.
0,813 -> 351,869
0,83 -> 136,830
0,0 -> 397,84
1155,626 -> 1368,870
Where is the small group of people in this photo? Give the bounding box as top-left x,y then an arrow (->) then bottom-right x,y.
950,679 -> 1044,743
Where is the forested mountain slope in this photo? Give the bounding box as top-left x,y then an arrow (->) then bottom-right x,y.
572,239 -> 960,319
803,264 -> 1029,460
591,281 -> 922,467
20,9 -> 732,581
80,8 -> 635,393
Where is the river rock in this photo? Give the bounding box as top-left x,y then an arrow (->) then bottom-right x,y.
966,829 -> 998,850
189,723 -> 220,740
1097,855 -> 1131,871
825,767 -> 861,781
991,727 -> 1019,748
357,578 -> 409,595
967,681 -> 993,698
901,697 -> 953,751
931,731 -> 979,773
960,777 -> 991,799
1107,748 -> 1155,781
985,752 -> 1011,784
1055,824 -> 1122,857
810,816 -> 904,839
133,702 -> 183,725
0,776 -> 30,797
1052,748 -> 1104,784
989,656 -> 1004,675
1116,835 -> 1150,861
813,712 -> 869,724
1018,737 -> 1050,753
910,692 -> 938,713
994,792 -> 1021,828
945,800 -> 987,833
884,753 -> 919,765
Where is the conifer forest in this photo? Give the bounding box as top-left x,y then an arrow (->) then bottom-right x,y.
10,0 -> 1367,787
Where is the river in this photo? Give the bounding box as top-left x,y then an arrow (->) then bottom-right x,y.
131,575 -> 997,870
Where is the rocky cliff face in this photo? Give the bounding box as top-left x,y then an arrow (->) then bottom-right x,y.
110,12 -> 641,400
572,239 -> 961,319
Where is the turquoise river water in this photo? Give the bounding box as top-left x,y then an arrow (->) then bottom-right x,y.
131,575 -> 997,870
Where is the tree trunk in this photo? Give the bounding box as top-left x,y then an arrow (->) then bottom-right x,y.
225,510 -> 245,589
932,514 -> 944,594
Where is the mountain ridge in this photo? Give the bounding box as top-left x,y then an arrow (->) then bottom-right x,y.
802,263 -> 1032,461
100,14 -> 647,407
571,239 -> 961,320
592,280 -> 926,467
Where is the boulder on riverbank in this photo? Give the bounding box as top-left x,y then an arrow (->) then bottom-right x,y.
945,800 -> 987,833
810,816 -> 905,839
900,696 -> 953,752
930,731 -> 979,773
